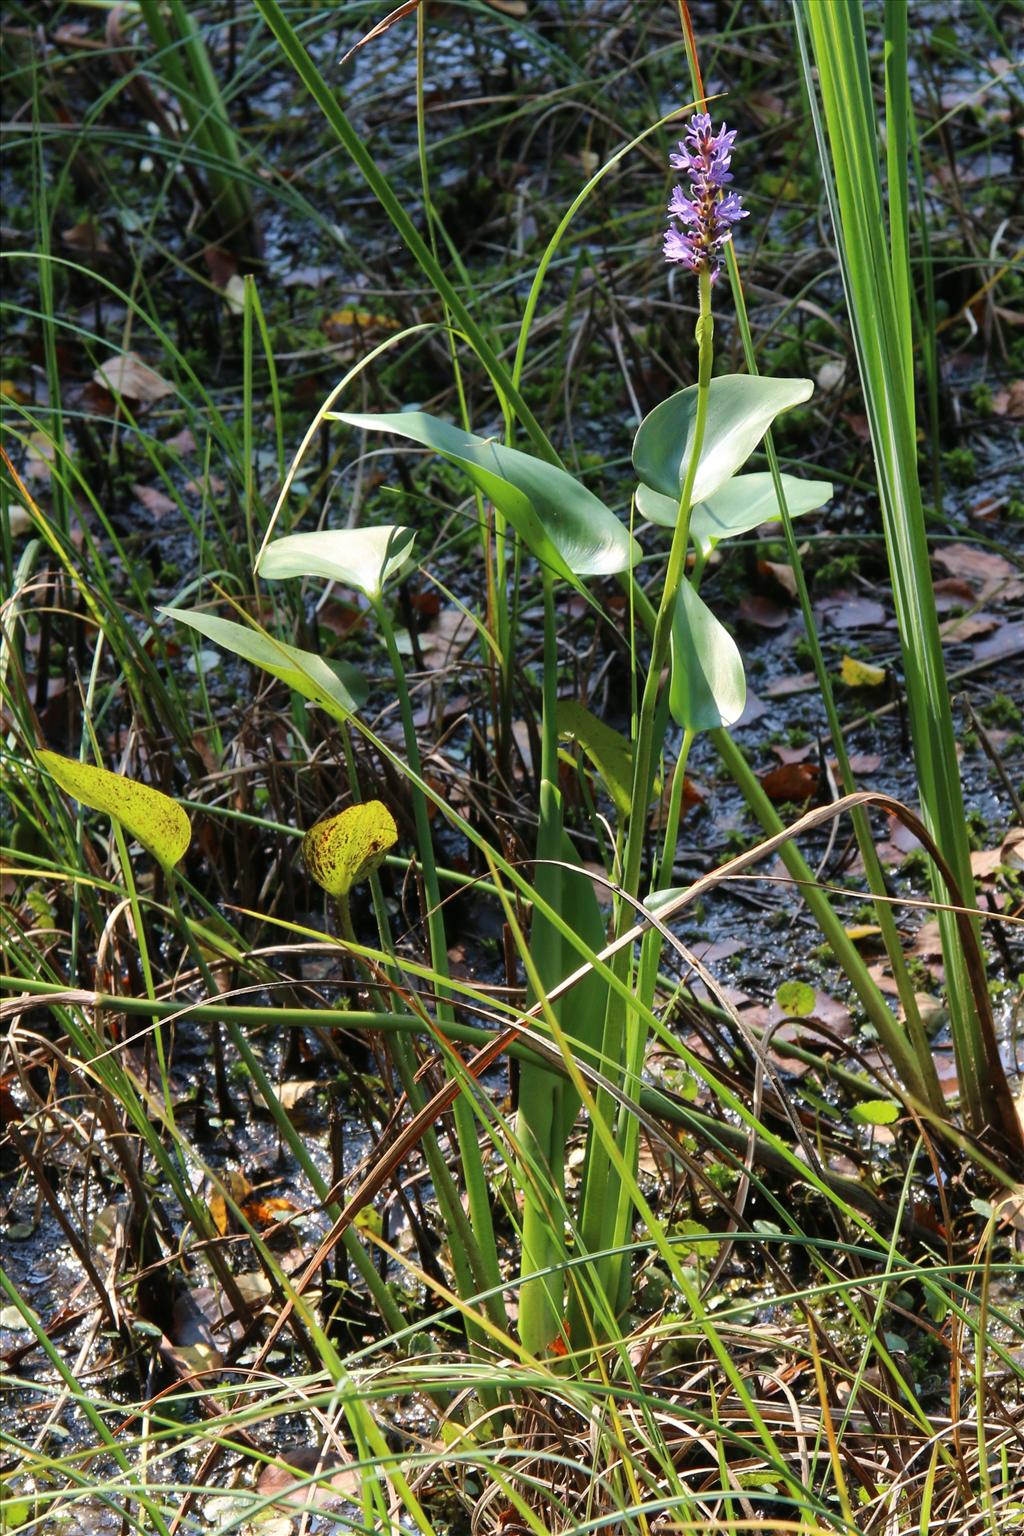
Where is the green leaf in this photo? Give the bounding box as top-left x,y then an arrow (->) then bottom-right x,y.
775,979 -> 816,1017
851,1098 -> 902,1126
162,608 -> 365,723
303,802 -> 398,897
636,472 -> 832,556
332,410 -> 638,585
669,580 -> 746,732
258,524 -> 416,599
632,376 -> 814,506
38,750 -> 191,871
555,699 -> 636,819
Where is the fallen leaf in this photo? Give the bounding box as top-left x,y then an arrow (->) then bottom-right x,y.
165,427 -> 196,456
763,671 -> 817,697
323,308 -> 400,340
771,743 -> 813,765
93,352 -> 174,403
649,775 -> 705,829
939,611 -> 999,642
991,380 -> 1024,418
132,482 -> 177,518
933,576 -> 977,606
202,244 -> 239,290
845,753 -> 882,773
62,219 -> 112,255
277,1079 -> 320,1113
758,762 -> 820,801
844,923 -> 883,945
910,920 -> 943,958
243,1195 -> 299,1228
758,558 -> 797,597
816,592 -> 887,629
971,845 -> 1005,880
419,604 -> 475,668
255,1444 -> 360,1512
738,594 -> 789,629
933,543 -> 1024,602
840,655 -> 887,687
1001,828 -> 1024,871
207,1169 -> 253,1236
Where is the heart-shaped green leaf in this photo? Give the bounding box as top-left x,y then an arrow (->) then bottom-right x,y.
636,472 -> 832,554
162,608 -> 365,723
633,375 -> 814,507
258,525 -> 416,600
39,750 -> 191,870
332,411 -> 638,585
669,580 -> 746,732
303,802 -> 398,897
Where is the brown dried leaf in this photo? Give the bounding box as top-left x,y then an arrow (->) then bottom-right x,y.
758,762 -> 820,801
256,1444 -> 360,1511
758,558 -> 797,597
93,352 -> 174,403
738,594 -> 789,629
991,381 -> 1024,418
132,483 -> 177,518
933,543 -> 1024,602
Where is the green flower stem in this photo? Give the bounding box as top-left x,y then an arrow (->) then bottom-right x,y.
518,566 -> 569,1355
371,596 -> 504,1309
579,268 -> 714,1311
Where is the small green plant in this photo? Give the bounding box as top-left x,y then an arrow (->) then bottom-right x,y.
941,445 -> 977,487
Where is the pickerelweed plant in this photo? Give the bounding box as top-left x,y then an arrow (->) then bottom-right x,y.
156,109 -> 941,1358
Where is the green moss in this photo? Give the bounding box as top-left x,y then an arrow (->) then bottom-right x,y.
941,447 -> 976,487
814,551 -> 860,588
980,693 -> 1021,728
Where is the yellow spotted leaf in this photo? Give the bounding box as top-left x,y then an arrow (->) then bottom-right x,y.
840,655 -> 886,688
353,1203 -> 382,1237
324,308 -> 399,333
302,801 -> 398,898
39,750 -> 191,871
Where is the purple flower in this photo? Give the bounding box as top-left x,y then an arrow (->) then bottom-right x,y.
664,112 -> 748,282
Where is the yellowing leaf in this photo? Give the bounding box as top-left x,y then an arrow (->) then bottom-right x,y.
840,655 -> 886,688
353,1203 -> 382,1237
303,801 -> 398,898
844,924 -> 882,944
39,750 -> 191,871
324,308 -> 400,334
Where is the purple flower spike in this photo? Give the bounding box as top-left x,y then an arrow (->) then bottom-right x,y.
664,111 -> 748,283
